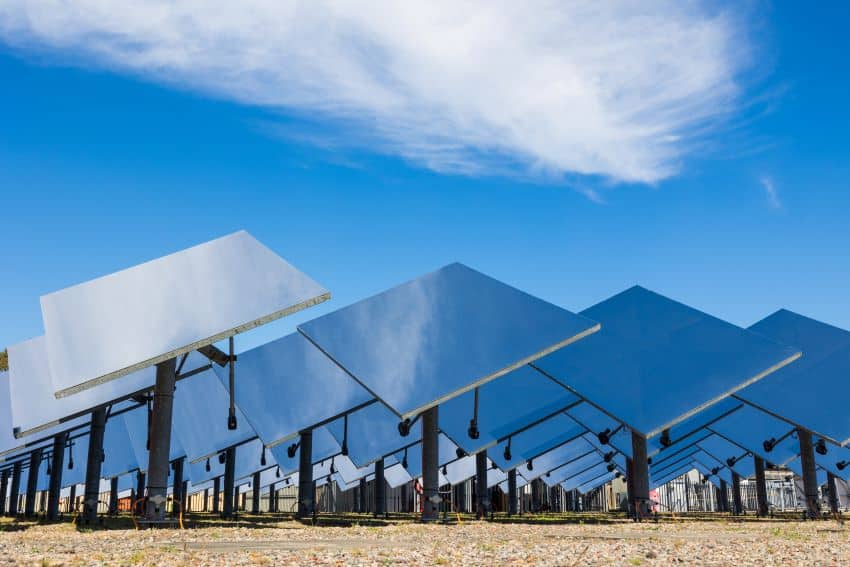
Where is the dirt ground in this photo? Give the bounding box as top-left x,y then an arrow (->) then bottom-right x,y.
1,515 -> 847,565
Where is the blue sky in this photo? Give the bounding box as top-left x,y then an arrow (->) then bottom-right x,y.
1,2 -> 848,352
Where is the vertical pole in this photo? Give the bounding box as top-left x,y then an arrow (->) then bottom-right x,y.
754,455 -> 769,517
359,478 -> 367,513
267,483 -> 275,513
421,406 -> 439,521
827,472 -> 840,515
25,448 -> 43,517
182,480 -> 188,513
9,462 -> 22,516
475,451 -> 488,519
83,407 -> 107,523
731,472 -> 743,515
631,432 -> 650,521
68,484 -> 77,514
297,430 -> 314,518
203,488 -> 209,512
625,458 -> 635,517
47,432 -> 67,520
171,457 -> 184,517
252,471 -> 261,514
135,470 -> 146,511
797,429 -> 820,519
0,469 -> 9,516
146,358 -> 177,521
508,468 -> 518,516
719,479 -> 729,513
212,477 -> 221,513
374,457 -> 386,518
108,477 -> 119,514
222,447 -> 236,519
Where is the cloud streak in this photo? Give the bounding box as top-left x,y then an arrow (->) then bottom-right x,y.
759,176 -> 781,209
0,1 -> 751,184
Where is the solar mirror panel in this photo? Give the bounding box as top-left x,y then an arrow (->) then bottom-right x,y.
384,463 -> 413,488
533,286 -> 801,437
741,310 -> 850,445
172,366 -> 256,462
562,462 -> 610,491
517,436 -> 596,482
7,336 -> 136,437
214,332 -> 374,448
298,262 -> 599,419
41,231 -> 330,397
487,414 -> 586,471
268,426 -> 341,477
100,416 -> 140,479
707,405 -> 799,465
646,397 -> 744,455
326,402 -> 419,467
438,364 -> 581,455
546,452 -> 606,486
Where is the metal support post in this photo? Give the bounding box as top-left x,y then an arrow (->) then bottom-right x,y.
421,406 -> 439,521
222,447 -> 236,519
475,450 -> 488,519
374,457 -> 386,517
631,431 -> 650,521
827,472 -> 840,516
296,430 -> 314,518
83,406 -> 107,523
732,472 -> 743,515
171,457 -> 184,517
212,476 -> 221,513
508,468 -> 518,516
47,432 -> 67,520
252,471 -> 261,514
798,428 -> 820,519
9,462 -> 22,516
146,358 -> 177,521
25,448 -> 43,517
108,477 -> 119,514
0,469 -> 8,516
754,455 -> 769,517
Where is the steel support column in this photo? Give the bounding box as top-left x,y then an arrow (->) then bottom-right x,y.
47,432 -> 67,520
146,358 -> 177,521
374,457 -> 386,518
0,469 -> 9,516
631,432 -> 650,520
108,477 -> 119,514
475,450 -> 488,519
222,447 -> 236,519
8,461 -> 22,516
252,471 -> 261,514
719,479 -> 729,513
83,406 -> 107,523
267,483 -> 275,513
135,470 -> 145,511
212,476 -> 221,513
625,457 -> 635,516
507,468 -> 518,516
798,428 -> 820,519
358,477 -> 367,513
754,455 -> 769,517
25,448 -> 43,517
296,430 -> 314,518
827,472 -> 840,515
421,406 -> 439,522
171,457 -> 184,517
68,484 -> 77,514
731,472 -> 743,515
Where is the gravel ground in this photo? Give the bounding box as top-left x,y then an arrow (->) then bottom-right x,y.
1,517 -> 847,566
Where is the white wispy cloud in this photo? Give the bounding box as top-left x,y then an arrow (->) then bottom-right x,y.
759,176 -> 781,209
0,1 -> 752,184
